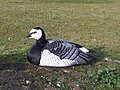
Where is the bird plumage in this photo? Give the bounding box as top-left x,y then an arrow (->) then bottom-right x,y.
44,40 -> 91,61
26,27 -> 95,67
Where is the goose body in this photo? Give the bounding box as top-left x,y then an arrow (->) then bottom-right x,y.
26,27 -> 95,67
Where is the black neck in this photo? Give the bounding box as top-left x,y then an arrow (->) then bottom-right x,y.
36,35 -> 47,47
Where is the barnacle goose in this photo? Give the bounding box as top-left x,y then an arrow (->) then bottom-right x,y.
26,27 -> 95,67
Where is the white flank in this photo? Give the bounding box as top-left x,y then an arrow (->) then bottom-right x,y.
79,47 -> 89,53
40,50 -> 77,67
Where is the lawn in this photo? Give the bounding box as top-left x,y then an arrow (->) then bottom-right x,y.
0,0 -> 120,89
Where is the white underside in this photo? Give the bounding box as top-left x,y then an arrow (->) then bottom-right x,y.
40,50 -> 78,67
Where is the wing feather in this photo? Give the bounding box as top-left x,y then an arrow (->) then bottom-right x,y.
44,40 -> 92,64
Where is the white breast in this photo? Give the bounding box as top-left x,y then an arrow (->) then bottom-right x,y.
40,50 -> 77,67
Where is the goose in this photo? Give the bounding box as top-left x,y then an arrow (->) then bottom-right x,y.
26,27 -> 95,67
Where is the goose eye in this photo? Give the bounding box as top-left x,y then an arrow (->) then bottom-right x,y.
31,32 -> 37,34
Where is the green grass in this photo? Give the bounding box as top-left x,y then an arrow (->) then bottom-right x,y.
0,0 -> 120,89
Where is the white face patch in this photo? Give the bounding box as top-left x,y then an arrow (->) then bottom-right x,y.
29,29 -> 42,40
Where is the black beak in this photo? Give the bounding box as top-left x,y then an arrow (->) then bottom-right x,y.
26,33 -> 31,38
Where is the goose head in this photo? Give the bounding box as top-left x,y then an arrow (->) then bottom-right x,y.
26,27 -> 46,40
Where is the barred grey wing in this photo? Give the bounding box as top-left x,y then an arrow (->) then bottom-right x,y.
44,40 -> 92,64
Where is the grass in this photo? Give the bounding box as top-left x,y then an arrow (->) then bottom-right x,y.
0,0 -> 120,89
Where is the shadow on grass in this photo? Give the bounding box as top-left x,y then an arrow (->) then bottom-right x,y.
0,46 -> 108,71
0,53 -> 40,90
0,47 -> 109,90
0,53 -> 29,71
89,46 -> 109,64
0,53 -> 60,90
0,46 -> 107,70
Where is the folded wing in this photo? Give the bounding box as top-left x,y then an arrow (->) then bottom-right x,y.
43,40 -> 93,65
